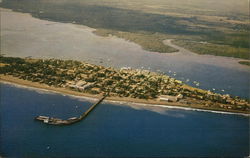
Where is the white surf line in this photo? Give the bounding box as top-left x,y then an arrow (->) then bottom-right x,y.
105,99 -> 250,117
1,81 -> 249,117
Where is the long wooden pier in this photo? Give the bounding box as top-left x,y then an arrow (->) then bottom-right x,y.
35,95 -> 106,125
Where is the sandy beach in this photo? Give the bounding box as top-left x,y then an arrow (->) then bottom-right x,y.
1,74 -> 249,116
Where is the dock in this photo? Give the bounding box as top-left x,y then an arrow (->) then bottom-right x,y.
35,95 -> 106,125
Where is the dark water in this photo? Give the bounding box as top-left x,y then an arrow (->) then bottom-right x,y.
0,83 -> 249,157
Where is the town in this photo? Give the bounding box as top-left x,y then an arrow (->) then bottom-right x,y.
0,56 -> 249,113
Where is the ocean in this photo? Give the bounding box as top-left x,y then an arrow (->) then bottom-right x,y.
0,83 -> 249,157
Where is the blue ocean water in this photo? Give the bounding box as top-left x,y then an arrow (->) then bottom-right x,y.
0,83 -> 249,157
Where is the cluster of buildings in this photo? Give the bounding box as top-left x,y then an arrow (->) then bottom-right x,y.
1,57 -> 249,112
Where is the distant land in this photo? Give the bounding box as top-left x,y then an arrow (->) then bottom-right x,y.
0,0 -> 249,62
0,56 -> 249,114
239,61 -> 250,66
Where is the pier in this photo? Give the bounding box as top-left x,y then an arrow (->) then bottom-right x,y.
35,95 -> 106,125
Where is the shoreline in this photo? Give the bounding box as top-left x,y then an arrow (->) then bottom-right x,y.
1,75 -> 249,117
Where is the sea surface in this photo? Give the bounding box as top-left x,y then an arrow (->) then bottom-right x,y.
0,83 -> 249,157
1,8 -> 250,99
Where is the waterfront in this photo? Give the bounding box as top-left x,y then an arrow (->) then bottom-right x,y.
1,56 -> 249,114
1,8 -> 250,99
0,83 -> 249,157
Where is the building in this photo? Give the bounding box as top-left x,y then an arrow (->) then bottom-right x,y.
76,81 -> 86,87
159,94 -> 184,102
159,95 -> 178,102
36,116 -> 49,123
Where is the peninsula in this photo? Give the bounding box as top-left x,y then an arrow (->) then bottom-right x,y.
0,56 -> 249,114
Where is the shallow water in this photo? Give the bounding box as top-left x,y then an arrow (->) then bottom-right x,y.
0,83 -> 249,157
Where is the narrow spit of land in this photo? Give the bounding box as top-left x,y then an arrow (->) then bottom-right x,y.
0,56 -> 249,114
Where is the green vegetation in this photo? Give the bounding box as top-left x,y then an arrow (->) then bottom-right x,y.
1,0 -> 249,58
1,56 -> 249,113
172,40 -> 250,59
94,29 -> 177,53
239,61 -> 250,66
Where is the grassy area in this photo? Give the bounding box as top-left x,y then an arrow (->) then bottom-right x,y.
33,0 -> 249,20
94,29 -> 177,53
239,61 -> 250,66
1,0 -> 249,58
172,40 -> 250,59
